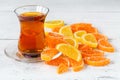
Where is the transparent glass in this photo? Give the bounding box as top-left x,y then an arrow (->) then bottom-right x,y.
5,5 -> 49,62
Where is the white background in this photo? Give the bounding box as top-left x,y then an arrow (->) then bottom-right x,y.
0,0 -> 120,39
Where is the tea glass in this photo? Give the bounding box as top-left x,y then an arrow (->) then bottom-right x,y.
5,5 -> 49,62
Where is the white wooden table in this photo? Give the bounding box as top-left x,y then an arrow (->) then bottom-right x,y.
0,0 -> 120,80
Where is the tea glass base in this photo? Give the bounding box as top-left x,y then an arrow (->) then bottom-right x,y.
4,41 -> 42,63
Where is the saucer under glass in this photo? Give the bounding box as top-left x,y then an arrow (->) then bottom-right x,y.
4,40 -> 42,63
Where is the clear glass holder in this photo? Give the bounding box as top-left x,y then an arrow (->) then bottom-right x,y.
4,5 -> 49,63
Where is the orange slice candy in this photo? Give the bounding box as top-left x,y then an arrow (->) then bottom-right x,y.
68,58 -> 84,72
72,61 -> 84,72
71,23 -> 98,33
41,48 -> 59,61
81,49 -> 104,58
84,56 -> 110,66
97,39 -> 114,52
57,63 -> 69,74
45,32 -> 67,48
78,44 -> 93,52
45,56 -> 69,66
93,33 -> 108,41
78,44 -> 104,58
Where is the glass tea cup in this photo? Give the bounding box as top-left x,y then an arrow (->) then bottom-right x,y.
14,5 -> 49,61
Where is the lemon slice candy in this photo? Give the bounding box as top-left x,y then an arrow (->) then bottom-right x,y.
64,37 -> 78,48
59,25 -> 73,38
44,20 -> 64,29
81,33 -> 98,48
74,30 -> 87,43
56,43 -> 82,61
